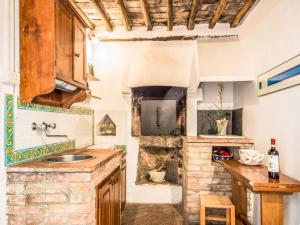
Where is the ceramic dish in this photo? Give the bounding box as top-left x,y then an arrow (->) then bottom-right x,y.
212,153 -> 233,161
150,178 -> 166,183
239,149 -> 264,164
149,170 -> 166,183
238,159 -> 262,166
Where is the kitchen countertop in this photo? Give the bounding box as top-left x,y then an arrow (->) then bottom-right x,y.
220,160 -> 300,193
183,135 -> 253,144
6,148 -> 125,173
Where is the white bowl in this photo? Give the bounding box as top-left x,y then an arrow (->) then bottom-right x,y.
239,150 -> 264,165
149,170 -> 166,183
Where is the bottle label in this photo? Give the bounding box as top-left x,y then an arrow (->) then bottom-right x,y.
268,155 -> 279,172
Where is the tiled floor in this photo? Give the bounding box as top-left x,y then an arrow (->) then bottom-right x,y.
121,204 -> 185,225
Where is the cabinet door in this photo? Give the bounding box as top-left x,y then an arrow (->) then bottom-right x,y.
73,18 -> 87,86
121,162 -> 126,211
232,177 -> 248,224
112,169 -> 121,225
55,0 -> 73,83
98,180 -> 112,225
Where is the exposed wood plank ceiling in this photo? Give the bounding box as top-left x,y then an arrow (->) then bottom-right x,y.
74,0 -> 256,32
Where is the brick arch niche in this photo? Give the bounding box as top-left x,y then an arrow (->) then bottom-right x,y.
97,114 -> 116,136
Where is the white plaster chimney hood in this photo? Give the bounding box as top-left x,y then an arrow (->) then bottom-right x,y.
126,41 -> 198,89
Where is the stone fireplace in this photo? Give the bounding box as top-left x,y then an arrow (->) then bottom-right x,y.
131,86 -> 186,186
136,136 -> 183,185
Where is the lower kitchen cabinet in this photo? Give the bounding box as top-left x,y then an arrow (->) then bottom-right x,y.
97,168 -> 121,225
231,176 -> 249,225
121,159 -> 127,211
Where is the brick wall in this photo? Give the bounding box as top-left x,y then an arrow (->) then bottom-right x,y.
183,141 -> 253,224
7,154 -> 122,225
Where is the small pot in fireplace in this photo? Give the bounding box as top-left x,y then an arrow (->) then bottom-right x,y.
149,169 -> 166,183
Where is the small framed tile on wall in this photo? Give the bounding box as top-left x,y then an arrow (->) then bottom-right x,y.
257,54 -> 300,96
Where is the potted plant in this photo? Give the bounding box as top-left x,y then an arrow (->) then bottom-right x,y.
215,84 -> 228,136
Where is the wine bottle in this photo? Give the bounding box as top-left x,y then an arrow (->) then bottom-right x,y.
268,138 -> 280,179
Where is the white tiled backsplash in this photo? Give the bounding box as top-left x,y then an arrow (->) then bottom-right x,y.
14,109 -> 93,150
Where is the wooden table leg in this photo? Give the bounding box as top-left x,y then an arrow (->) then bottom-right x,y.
230,205 -> 235,225
226,208 -> 230,225
200,206 -> 206,225
261,193 -> 284,225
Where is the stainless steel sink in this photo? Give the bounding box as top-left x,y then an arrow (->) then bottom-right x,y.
44,154 -> 95,163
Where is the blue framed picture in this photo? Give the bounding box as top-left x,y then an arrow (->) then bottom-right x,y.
257,54 -> 300,96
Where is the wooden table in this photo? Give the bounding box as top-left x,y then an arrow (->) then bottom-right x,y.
220,160 -> 300,225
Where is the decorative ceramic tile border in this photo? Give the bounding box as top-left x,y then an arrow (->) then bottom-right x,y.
114,145 -> 127,152
5,140 -> 75,165
17,99 -> 93,115
4,94 -> 76,165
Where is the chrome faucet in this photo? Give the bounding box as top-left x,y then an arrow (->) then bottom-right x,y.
32,122 -> 68,138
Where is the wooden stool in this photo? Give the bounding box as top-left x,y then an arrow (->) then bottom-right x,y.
200,195 -> 235,225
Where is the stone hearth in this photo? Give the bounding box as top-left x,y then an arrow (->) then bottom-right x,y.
136,136 -> 183,185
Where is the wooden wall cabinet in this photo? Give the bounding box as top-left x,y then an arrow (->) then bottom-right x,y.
97,168 -> 121,225
20,0 -> 89,108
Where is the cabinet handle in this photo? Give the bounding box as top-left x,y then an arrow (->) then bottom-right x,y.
75,53 -> 80,58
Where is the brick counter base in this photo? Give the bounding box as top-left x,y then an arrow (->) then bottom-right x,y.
7,154 -> 122,225
183,141 -> 253,224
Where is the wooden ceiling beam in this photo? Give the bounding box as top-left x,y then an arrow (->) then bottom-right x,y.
187,0 -> 202,30
167,0 -> 173,31
230,0 -> 255,28
115,0 -> 132,31
67,0 -> 96,30
140,0 -> 152,31
98,34 -> 238,42
91,0 -> 113,32
209,0 -> 228,29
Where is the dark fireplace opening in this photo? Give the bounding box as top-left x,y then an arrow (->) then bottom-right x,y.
131,86 -> 187,136
141,100 -> 177,136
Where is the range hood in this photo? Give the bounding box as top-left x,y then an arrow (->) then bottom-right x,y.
55,79 -> 78,92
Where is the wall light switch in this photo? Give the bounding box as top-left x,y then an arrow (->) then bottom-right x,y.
0,71 -> 20,85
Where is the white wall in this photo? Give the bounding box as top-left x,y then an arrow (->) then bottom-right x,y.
198,82 -> 234,110
234,0 -> 300,224
197,39 -> 252,78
